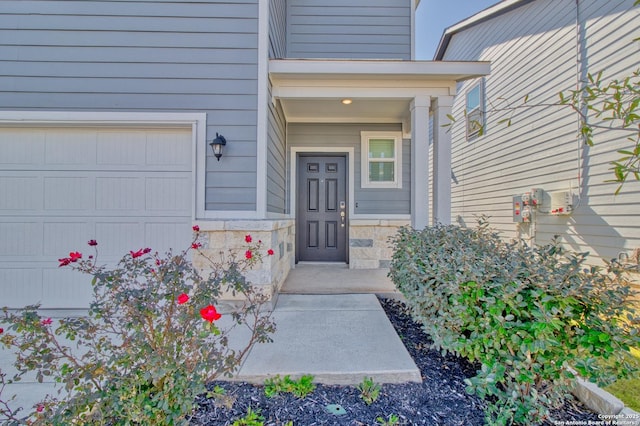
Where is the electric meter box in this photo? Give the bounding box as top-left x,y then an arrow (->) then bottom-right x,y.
548,191 -> 573,215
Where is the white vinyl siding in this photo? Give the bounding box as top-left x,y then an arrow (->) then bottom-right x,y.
443,0 -> 640,265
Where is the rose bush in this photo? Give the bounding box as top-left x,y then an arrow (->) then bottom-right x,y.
0,228 -> 276,425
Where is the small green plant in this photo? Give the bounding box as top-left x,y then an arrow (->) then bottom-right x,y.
357,376 -> 381,405
232,406 -> 264,426
0,229 -> 276,425
376,413 -> 400,425
264,374 -> 315,399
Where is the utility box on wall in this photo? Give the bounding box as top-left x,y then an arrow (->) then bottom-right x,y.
547,191 -> 573,215
512,195 -> 532,223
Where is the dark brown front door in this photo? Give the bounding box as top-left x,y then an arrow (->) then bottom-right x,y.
297,155 -> 347,262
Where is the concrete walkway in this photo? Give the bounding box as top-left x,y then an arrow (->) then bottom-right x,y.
235,293 -> 421,385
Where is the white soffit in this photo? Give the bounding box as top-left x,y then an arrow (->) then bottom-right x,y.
269,59 -> 490,123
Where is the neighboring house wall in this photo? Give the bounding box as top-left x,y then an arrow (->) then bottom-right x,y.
287,123 -> 411,215
286,0 -> 412,60
0,0 -> 260,212
269,0 -> 287,59
441,0 -> 640,264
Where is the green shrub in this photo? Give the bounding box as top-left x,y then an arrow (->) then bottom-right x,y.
0,229 -> 275,425
389,220 -> 640,425
357,376 -> 381,405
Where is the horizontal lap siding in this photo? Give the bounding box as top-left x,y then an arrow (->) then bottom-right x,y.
0,0 -> 260,212
286,0 -> 411,59
269,0 -> 287,58
288,123 -> 410,215
444,0 -> 640,264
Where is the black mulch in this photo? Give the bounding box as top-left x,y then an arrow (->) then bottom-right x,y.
190,297 -> 601,425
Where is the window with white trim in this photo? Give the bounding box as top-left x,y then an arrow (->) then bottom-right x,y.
466,80 -> 484,140
360,131 -> 402,189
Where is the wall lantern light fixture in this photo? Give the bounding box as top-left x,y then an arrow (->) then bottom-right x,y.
209,133 -> 227,161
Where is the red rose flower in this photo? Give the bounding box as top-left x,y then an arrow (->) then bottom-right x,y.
245,250 -> 252,259
69,252 -> 82,262
0,328 -> 4,334
192,225 -> 200,232
177,293 -> 189,305
58,258 -> 71,267
267,249 -> 274,256
41,318 -> 52,326
245,234 -> 252,243
191,242 -> 202,249
200,305 -> 221,323
36,404 -> 44,413
130,248 -> 150,258
87,239 -> 98,246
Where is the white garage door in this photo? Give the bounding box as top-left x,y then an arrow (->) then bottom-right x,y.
0,125 -> 193,309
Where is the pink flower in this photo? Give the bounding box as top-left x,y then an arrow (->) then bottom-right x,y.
191,242 -> 202,249
192,225 -> 200,232
245,250 -> 252,259
155,259 -> 162,266
36,404 -> 44,413
58,258 -> 71,267
245,234 -> 252,243
177,293 -> 189,305
200,305 -> 222,323
0,328 -> 4,334
87,239 -> 98,246
41,318 -> 52,326
143,247 -> 151,254
69,252 -> 82,262
267,249 -> 274,256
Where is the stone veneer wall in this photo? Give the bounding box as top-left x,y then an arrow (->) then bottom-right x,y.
348,219 -> 410,269
192,220 -> 295,301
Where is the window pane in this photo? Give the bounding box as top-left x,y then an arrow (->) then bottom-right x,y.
368,139 -> 394,159
466,85 -> 480,112
369,162 -> 394,182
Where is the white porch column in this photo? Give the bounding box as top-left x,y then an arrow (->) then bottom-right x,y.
410,95 -> 431,229
433,95 -> 454,225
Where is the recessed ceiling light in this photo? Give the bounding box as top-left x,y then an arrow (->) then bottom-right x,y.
341,99 -> 353,105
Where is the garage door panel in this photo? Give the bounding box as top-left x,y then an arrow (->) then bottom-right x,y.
146,131 -> 192,166
44,177 -> 94,210
42,267 -> 92,309
146,222 -> 193,255
0,222 -> 43,256
96,177 -> 146,211
146,177 -> 191,211
0,176 -> 43,210
43,222 -> 91,256
95,222 -> 146,257
0,268 -> 43,308
97,132 -> 147,166
0,129 -> 45,165
45,131 -> 97,165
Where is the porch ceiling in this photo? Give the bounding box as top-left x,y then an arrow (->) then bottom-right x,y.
269,59 -> 490,124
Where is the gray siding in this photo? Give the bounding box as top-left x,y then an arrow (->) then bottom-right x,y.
288,123 -> 410,215
269,0 -> 287,58
442,0 -> 640,264
0,0 -> 259,212
266,83 -> 287,214
286,0 -> 412,60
